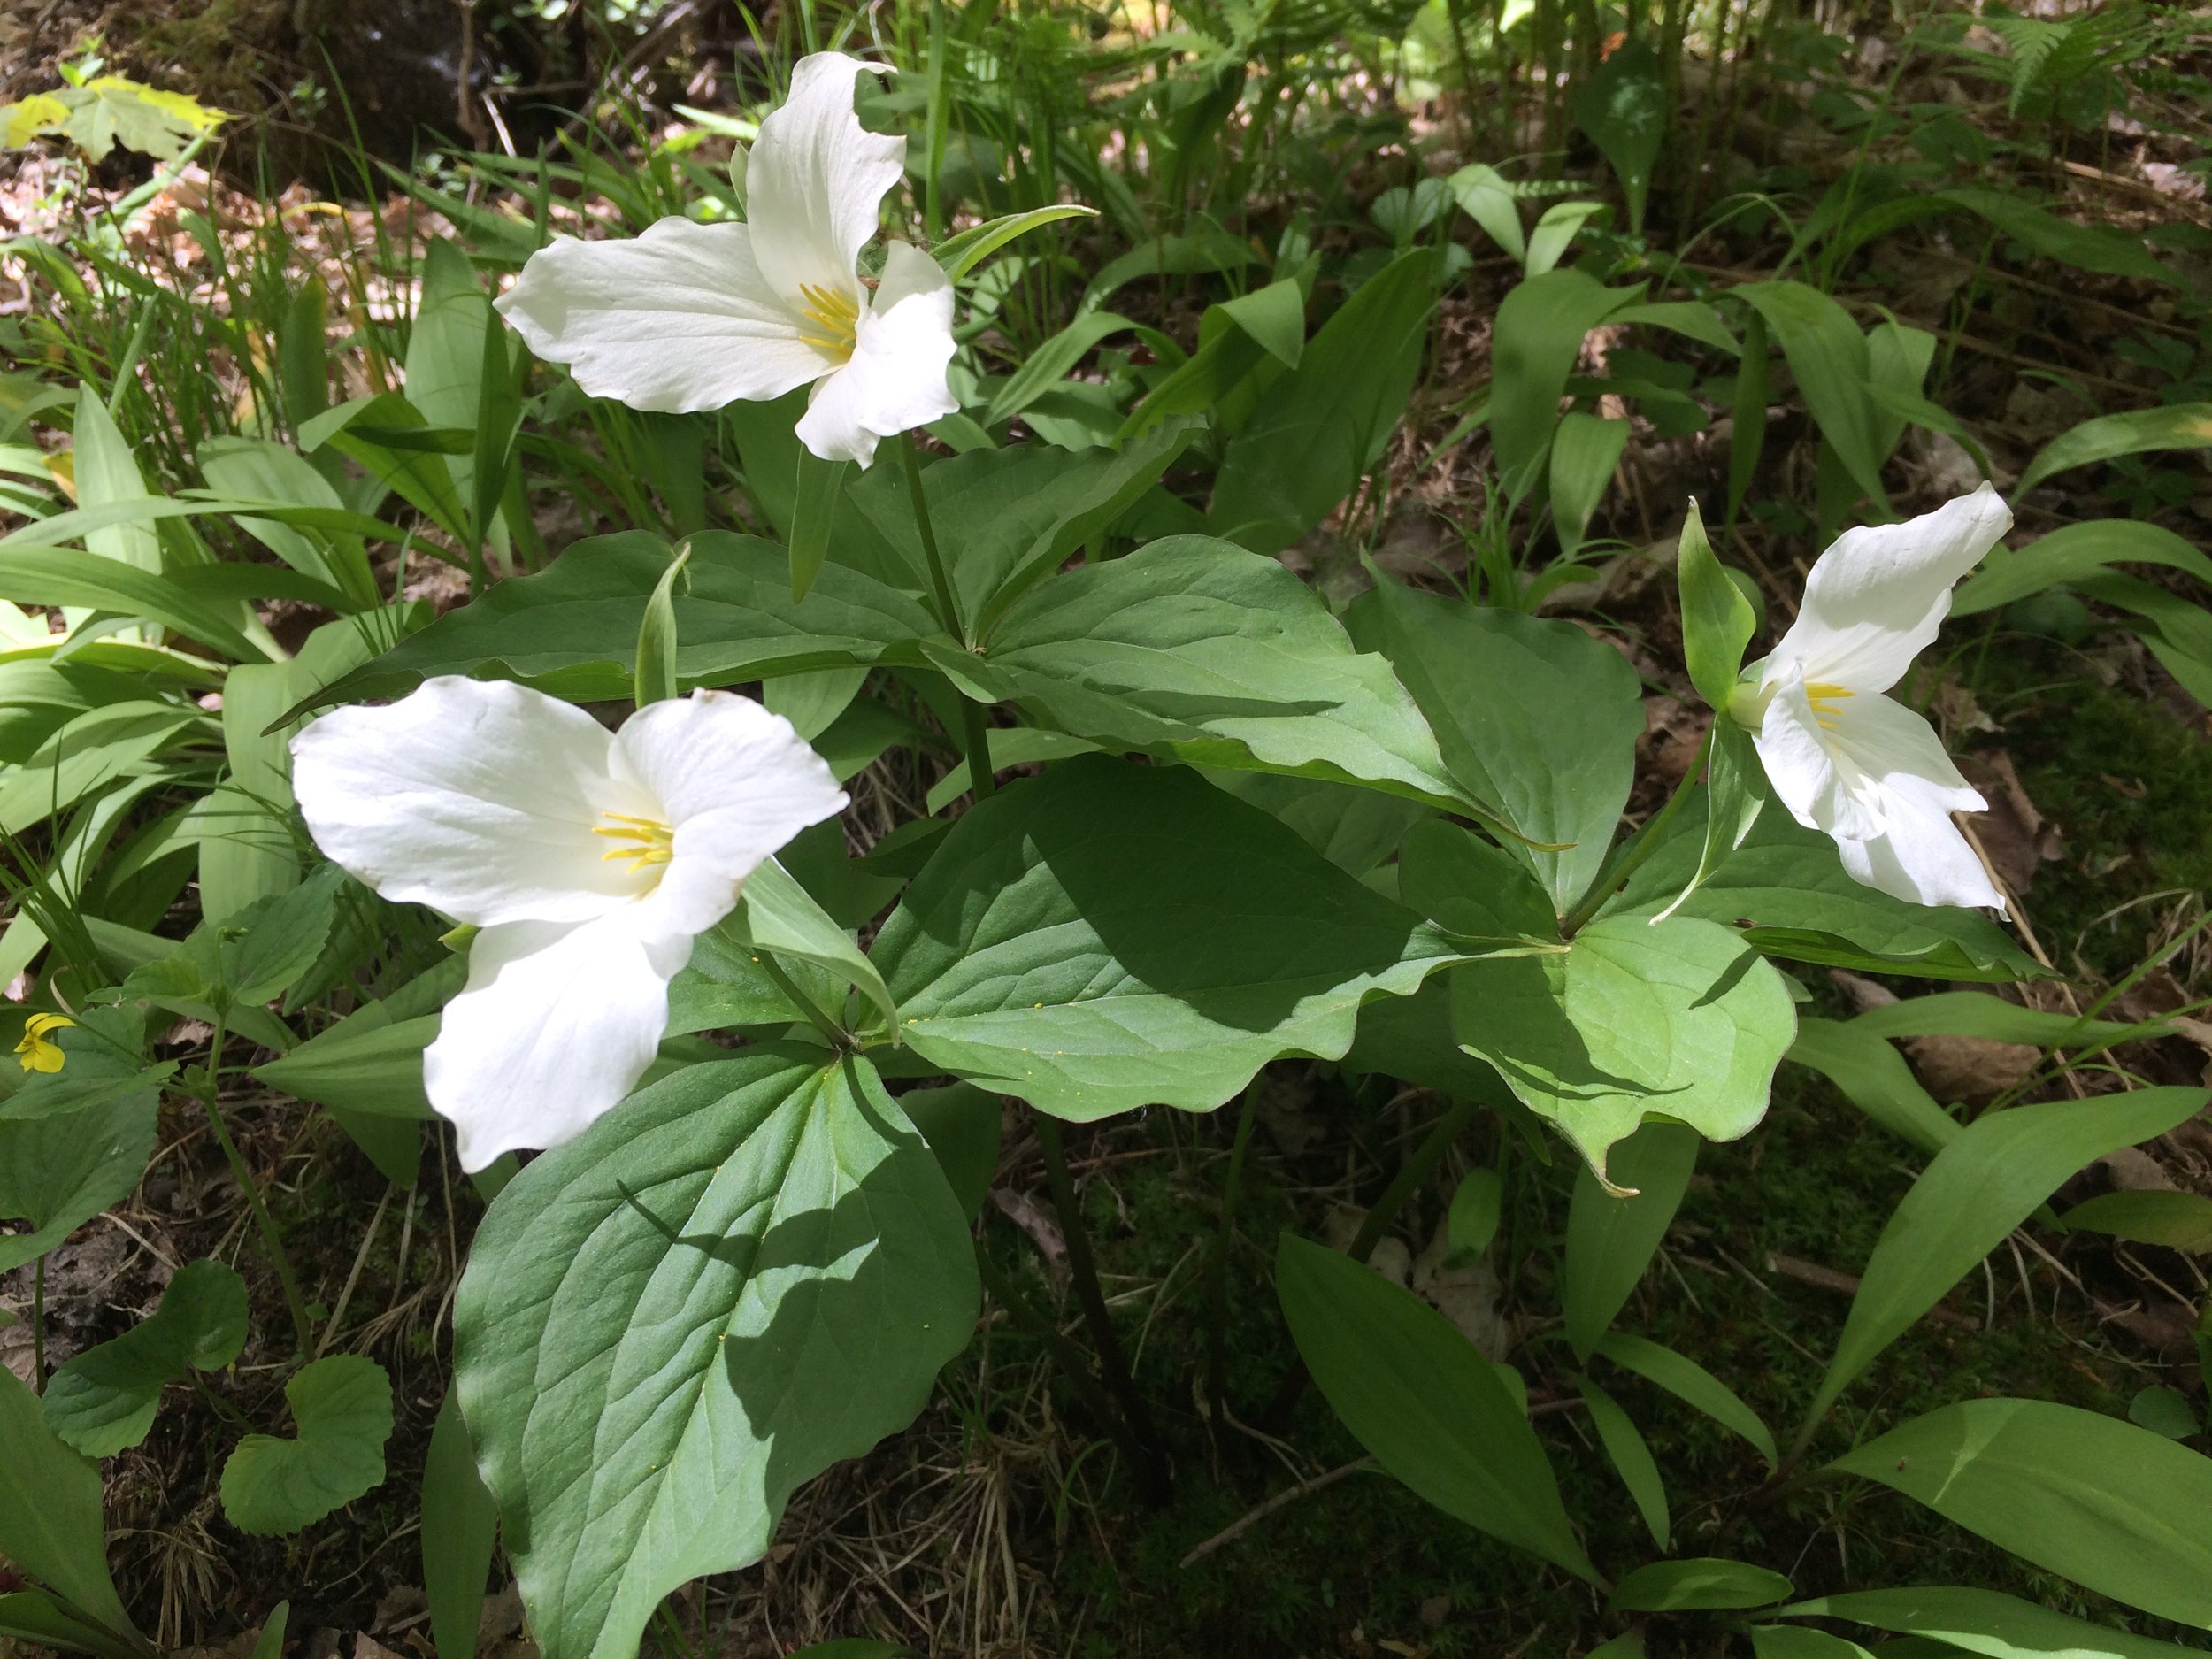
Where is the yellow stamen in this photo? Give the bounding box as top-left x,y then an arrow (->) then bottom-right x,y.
795,282 -> 859,359
593,811 -> 675,872
16,1011 -> 73,1074
1805,680 -> 1855,732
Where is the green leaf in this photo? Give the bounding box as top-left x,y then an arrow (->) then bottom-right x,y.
1678,499 -> 1755,712
1844,992 -> 2150,1049
952,536 -> 1478,815
786,449 -> 853,603
309,531 -> 943,711
1953,519 -> 2212,618
1938,188 -> 2179,291
2131,1384 -> 2202,1441
733,857 -> 896,1034
1563,1119 -> 1701,1353
196,438 -> 378,611
1,1007 -> 171,1124
1210,248 -> 1438,553
1371,581 -> 1643,910
1448,163 -> 1526,260
1609,789 -> 2038,981
42,1259 -> 248,1456
1733,282 -> 1887,510
219,1356 -> 393,1536
0,548 -> 266,663
1570,39 -> 1667,233
898,1082 -> 1002,1223
253,1014 -> 441,1119
2013,403 -> 2212,497
1525,202 -> 1606,279
71,389 -> 160,576
1828,1401 -> 2212,1628
1805,1088 -> 2206,1429
0,1092 -> 158,1274
1785,1018 -> 1957,1156
0,1364 -> 136,1644
933,204 -> 1098,282
1650,717 -> 1765,926
1549,412 -> 1629,559
873,757 -> 1463,1123
851,427 -> 1189,634
1611,1558 -> 1793,1613
454,1048 -> 976,1659
406,241 -> 495,541
1784,1586 -> 2206,1659
5,76 -> 226,162
983,311 -> 1139,427
1574,1373 -> 1668,1548
1594,1332 -> 1776,1466
1489,268 -> 1636,502
2062,1188 -> 2212,1256
633,541 -> 692,707
423,1389 -> 499,1659
1451,916 -> 1794,1178
1119,278 -> 1308,442
1748,1629 -> 1874,1659
1447,1167 -> 1503,1261
1275,1233 -> 1600,1582
0,1587 -> 142,1656
299,394 -> 471,541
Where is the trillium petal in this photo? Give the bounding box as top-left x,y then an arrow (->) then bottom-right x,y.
426,912 -> 694,1171
1833,778 -> 2008,911
1752,672 -> 1885,843
747,52 -> 904,303
291,677 -> 644,926
1824,687 -> 1984,812
793,242 -> 958,465
613,689 -> 849,938
494,219 -> 826,413
1766,483 -> 2012,694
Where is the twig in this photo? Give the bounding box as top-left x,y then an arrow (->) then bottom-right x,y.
1179,1459 -> 1373,1567
1767,1252 -> 1978,1330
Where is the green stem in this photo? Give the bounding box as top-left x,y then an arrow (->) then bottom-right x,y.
1558,725 -> 1713,938
31,1254 -> 45,1392
1203,1076 -> 1263,1425
754,949 -> 849,1049
896,430 -> 995,797
196,1011 -> 314,1356
1261,1094 -> 1485,1432
1034,1115 -> 1169,1491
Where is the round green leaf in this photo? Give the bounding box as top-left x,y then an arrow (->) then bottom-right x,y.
43,1258 -> 248,1456
219,1355 -> 393,1536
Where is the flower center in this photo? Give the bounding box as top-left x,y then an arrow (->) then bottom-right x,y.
1804,681 -> 1855,732
795,282 -> 859,360
593,811 -> 675,872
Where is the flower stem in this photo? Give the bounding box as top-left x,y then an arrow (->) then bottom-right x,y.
895,431 -> 995,798
30,1254 -> 45,1391
754,949 -> 849,1049
1034,1114 -> 1168,1488
196,1012 -> 315,1356
1558,725 -> 1713,938
1203,1074 -> 1263,1425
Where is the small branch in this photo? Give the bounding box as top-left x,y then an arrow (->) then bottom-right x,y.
1179,1459 -> 1373,1567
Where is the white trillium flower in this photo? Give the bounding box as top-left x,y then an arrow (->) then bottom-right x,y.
291,678 -> 847,1171
1727,484 -> 2012,913
494,52 -> 956,466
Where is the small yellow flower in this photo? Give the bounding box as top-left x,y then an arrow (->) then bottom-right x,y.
15,1011 -> 74,1073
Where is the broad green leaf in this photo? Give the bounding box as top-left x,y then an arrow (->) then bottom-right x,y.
933,204 -> 1099,282
0,1092 -> 158,1274
1785,1586 -> 2206,1659
1210,772 -> 1432,881
1611,1558 -> 1792,1613
1563,1119 -> 1701,1353
1276,1233 -> 1599,1582
423,1389 -> 499,1659
3,76 -> 225,161
950,536 -> 1478,815
0,1364 -> 135,1642
763,667 -> 868,742
253,1014 -> 440,1119
1678,499 -> 1755,712
219,1355 -> 394,1536
1613,300 -> 1740,357
2061,1190 -> 2212,1252
1210,248 -> 1438,554
2131,1384 -> 2202,1440
0,549 -> 266,663
1785,1018 -> 1957,1156
733,857 -> 896,1034
1079,227 -> 1258,312
1574,1373 -> 1668,1548
310,531 -> 944,710
1119,277 -> 1308,442
1,1007 -> 169,1124
1649,716 -> 1765,925
196,438 -> 379,613
1829,1402 -> 2212,1628
872,757 -> 1463,1123
1953,520 -> 2212,617
454,1048 -> 975,1659
1733,282 -> 1886,510
1730,309 -> 1771,523
2014,403 -> 2212,497
42,1259 -> 248,1456
1805,1087 -> 2206,1428
1549,411 -> 1629,558
406,240 -> 495,537
1939,188 -> 2179,291
1489,268 -> 1636,501
1609,789 -> 2039,981
1594,1332 -> 1776,1466
71,390 -> 159,575
1371,580 -> 1642,910
1525,201 -> 1606,278
898,1082 -> 1002,1223
983,311 -> 1138,426
1447,164 -> 1526,261
1340,975 -> 1519,1106
1570,39 -> 1666,232
851,427 -> 1189,634
1451,917 -> 1793,1178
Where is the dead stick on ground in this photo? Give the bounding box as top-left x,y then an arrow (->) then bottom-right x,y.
1180,1460 -> 1374,1568
1768,1252 -> 1979,1330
